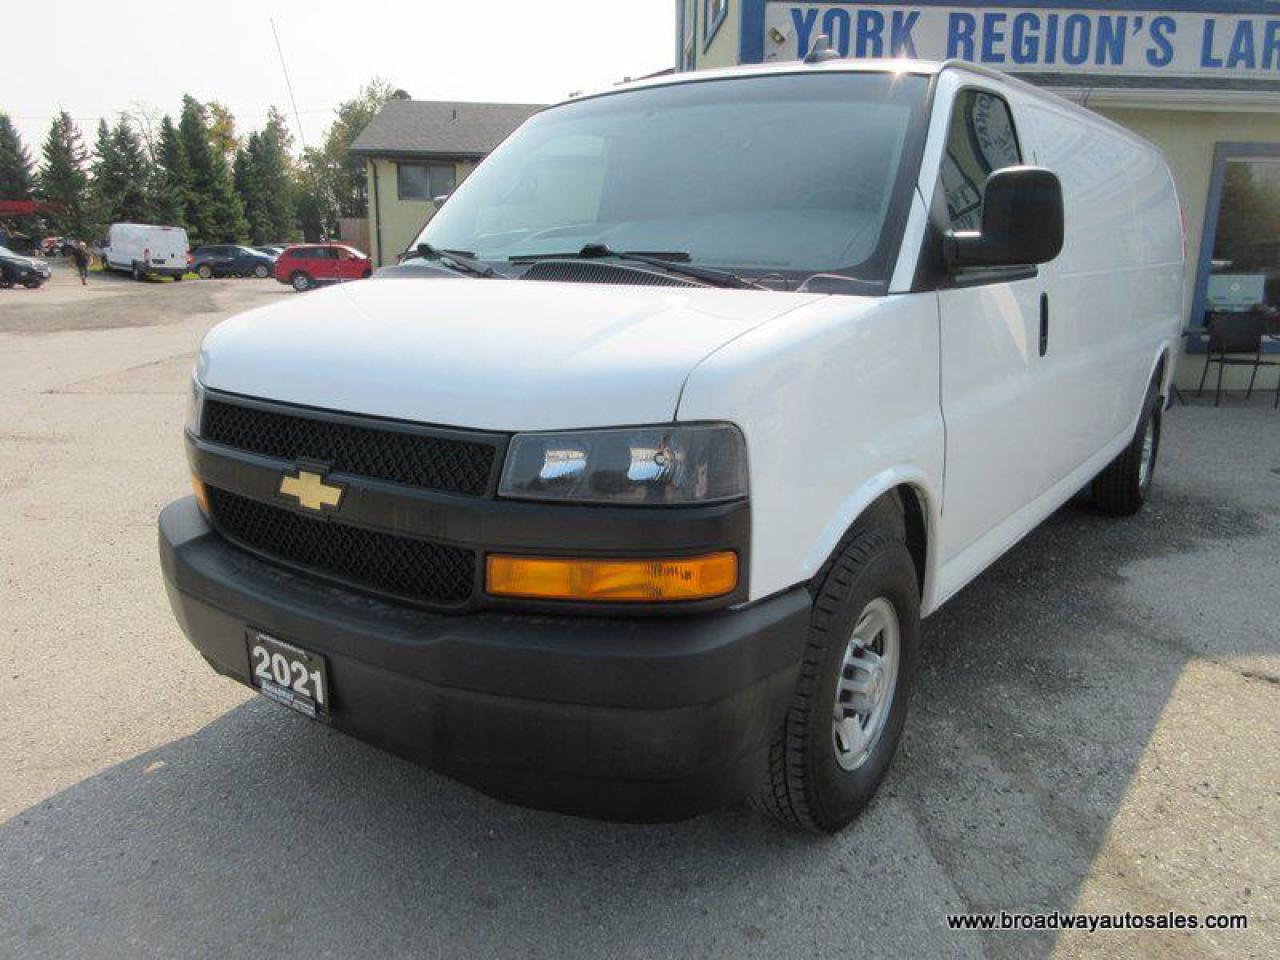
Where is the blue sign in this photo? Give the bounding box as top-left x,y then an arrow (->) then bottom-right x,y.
762,2 -> 1280,75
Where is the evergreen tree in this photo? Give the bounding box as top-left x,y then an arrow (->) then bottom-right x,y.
91,117 -> 153,229
152,115 -> 190,227
295,148 -> 337,241
91,120 -> 121,226
111,119 -> 153,223
178,95 -> 246,243
0,113 -> 34,200
257,109 -> 297,240
36,111 -> 91,237
233,138 -> 271,244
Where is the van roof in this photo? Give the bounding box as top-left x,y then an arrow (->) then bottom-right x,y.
565,59 -> 1159,154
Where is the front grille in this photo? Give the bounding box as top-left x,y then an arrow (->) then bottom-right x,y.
202,398 -> 497,496
207,487 -> 475,608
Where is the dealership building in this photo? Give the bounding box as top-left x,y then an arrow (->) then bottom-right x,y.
676,1 -> 1280,387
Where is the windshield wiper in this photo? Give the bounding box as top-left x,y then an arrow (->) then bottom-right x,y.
402,243 -> 502,278
510,243 -> 762,289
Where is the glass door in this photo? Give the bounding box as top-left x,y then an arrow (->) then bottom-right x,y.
1191,144 -> 1280,353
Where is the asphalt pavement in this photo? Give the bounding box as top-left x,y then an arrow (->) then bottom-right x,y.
1,261 -> 1276,959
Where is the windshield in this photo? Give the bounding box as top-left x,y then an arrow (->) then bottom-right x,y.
416,72 -> 929,286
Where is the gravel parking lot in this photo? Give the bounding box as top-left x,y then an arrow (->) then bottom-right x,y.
2,262 -> 1277,959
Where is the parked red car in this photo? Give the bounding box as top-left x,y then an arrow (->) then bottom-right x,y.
274,244 -> 372,292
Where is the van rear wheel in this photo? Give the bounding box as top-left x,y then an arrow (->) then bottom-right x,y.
752,528 -> 920,833
1092,380 -> 1161,516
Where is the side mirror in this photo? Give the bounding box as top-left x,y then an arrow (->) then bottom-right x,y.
432,194 -> 449,210
945,166 -> 1063,269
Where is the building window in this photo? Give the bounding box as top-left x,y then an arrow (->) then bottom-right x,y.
398,163 -> 457,201
679,0 -> 696,70
703,0 -> 728,52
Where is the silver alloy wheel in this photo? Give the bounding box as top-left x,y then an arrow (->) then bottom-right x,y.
832,596 -> 901,771
292,273 -> 310,291
1138,415 -> 1156,490
254,264 -> 269,278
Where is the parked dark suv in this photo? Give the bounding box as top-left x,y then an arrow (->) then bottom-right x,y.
192,245 -> 276,279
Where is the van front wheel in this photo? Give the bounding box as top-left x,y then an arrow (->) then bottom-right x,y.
1092,381 -> 1161,516
753,529 -> 920,833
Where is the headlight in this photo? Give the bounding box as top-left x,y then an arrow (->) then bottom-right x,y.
499,423 -> 747,505
185,377 -> 205,436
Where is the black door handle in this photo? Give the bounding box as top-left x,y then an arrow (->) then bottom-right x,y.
1039,293 -> 1049,357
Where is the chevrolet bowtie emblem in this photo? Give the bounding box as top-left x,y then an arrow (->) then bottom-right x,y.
279,469 -> 344,512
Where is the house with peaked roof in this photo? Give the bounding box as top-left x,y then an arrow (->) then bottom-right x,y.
350,99 -> 545,266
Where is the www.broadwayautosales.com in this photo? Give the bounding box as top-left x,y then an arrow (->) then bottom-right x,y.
947,911 -> 1249,933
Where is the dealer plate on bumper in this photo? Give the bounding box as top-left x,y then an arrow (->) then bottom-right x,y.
246,630 -> 330,720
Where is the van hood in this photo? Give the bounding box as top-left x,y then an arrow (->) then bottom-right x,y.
197,277 -> 829,431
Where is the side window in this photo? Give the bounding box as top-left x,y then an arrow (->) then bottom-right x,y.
939,90 -> 1022,232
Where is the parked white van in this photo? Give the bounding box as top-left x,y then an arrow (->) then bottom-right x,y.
160,56 -> 1183,832
102,223 -> 189,280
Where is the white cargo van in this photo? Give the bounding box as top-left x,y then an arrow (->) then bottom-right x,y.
160,57 -> 1183,832
102,223 -> 189,280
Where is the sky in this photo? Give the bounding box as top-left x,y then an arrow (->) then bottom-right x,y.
6,0 -> 674,160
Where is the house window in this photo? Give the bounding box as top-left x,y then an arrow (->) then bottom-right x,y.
704,0 -> 728,51
398,163 -> 457,201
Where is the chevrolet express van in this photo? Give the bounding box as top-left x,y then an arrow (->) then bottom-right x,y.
160,57 -> 1183,832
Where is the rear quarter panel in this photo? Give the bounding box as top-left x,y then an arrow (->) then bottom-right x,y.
676,294 -> 945,610
1017,99 -> 1184,436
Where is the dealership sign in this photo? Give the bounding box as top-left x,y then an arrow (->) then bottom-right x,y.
763,2 -> 1280,77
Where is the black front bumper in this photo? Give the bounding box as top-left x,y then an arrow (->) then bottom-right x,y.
159,497 -> 810,821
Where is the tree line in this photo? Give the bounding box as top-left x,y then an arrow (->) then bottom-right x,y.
0,79 -> 407,248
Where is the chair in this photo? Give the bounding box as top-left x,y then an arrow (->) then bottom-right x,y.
1196,312 -> 1280,408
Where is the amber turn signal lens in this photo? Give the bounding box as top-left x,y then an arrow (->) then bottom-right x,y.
191,474 -> 211,515
486,552 -> 738,602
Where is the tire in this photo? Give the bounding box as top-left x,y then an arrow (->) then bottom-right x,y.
196,264 -> 213,280
132,263 -> 144,282
173,273 -> 183,282
253,263 -> 270,279
1092,379 -> 1161,516
291,271 -> 312,292
22,276 -> 43,289
753,528 -> 920,833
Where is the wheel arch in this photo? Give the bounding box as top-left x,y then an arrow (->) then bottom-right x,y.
804,469 -> 941,615
1148,340 -> 1174,405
